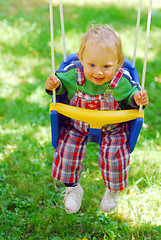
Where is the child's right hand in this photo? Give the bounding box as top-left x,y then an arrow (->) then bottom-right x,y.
45,74 -> 60,91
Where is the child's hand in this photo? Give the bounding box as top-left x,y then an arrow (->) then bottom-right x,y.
134,90 -> 149,106
45,74 -> 60,91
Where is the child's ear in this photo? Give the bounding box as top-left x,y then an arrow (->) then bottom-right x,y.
77,52 -> 80,59
118,56 -> 124,67
77,52 -> 83,62
118,61 -> 122,67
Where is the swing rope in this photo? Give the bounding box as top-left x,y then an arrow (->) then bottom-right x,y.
49,0 -> 67,105
59,0 -> 67,62
132,0 -> 142,68
139,0 -> 152,112
49,0 -> 56,105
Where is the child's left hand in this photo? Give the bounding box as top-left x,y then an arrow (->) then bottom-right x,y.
134,90 -> 149,106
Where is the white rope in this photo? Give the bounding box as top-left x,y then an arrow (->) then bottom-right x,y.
132,0 -> 142,68
139,0 -> 152,112
59,0 -> 67,62
49,0 -> 56,105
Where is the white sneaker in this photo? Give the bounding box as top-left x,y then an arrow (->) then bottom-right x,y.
61,184 -> 84,214
100,188 -> 120,212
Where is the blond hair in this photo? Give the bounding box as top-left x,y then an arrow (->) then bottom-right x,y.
79,25 -> 124,67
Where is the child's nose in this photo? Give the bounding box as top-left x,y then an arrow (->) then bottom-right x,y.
95,68 -> 103,75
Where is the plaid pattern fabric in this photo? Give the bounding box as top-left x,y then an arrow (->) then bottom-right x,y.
52,68 -> 130,191
109,68 -> 123,88
77,68 -> 85,85
52,127 -> 88,184
99,123 -> 130,191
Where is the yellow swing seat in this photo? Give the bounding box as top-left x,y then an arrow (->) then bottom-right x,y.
49,102 -> 144,129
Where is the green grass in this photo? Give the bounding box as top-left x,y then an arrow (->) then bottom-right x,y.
0,0 -> 161,239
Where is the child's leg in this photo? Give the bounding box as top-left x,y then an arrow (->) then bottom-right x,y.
52,126 -> 88,213
98,124 -> 130,191
98,124 -> 130,211
52,126 -> 88,184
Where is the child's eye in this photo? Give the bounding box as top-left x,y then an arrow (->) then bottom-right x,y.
89,63 -> 95,67
104,65 -> 110,68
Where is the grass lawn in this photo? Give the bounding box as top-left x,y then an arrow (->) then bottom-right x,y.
0,0 -> 161,239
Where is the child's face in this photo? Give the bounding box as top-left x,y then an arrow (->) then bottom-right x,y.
79,41 -> 120,85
